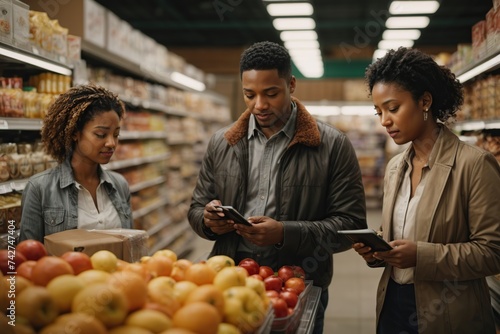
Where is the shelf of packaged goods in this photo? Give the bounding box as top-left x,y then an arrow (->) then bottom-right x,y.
453,119 -> 500,132
120,96 -> 190,118
106,152 -> 170,170
146,217 -> 173,237
132,196 -> 170,220
0,178 -> 28,195
128,176 -> 167,193
119,131 -> 168,140
148,222 -> 192,255
171,232 -> 196,259
0,41 -> 72,76
455,49 -> 500,83
0,118 -> 43,131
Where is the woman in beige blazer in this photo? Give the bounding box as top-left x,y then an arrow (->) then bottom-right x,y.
354,47 -> 500,333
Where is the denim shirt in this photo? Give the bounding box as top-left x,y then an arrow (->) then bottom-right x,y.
19,156 -> 133,243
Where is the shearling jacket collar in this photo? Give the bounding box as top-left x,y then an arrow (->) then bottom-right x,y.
223,97 -> 321,148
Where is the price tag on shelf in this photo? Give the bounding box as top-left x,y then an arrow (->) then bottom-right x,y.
0,119 -> 8,129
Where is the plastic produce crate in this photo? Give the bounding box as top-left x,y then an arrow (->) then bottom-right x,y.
256,305 -> 275,334
271,281 -> 315,333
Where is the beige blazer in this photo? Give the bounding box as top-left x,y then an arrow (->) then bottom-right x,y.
376,126 -> 500,333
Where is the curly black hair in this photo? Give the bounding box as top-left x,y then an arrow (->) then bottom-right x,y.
365,47 -> 464,122
41,84 -> 125,163
239,41 -> 292,81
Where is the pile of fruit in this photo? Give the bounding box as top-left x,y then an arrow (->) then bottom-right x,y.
0,240 -> 307,334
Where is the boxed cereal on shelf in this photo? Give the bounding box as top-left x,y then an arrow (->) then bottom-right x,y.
472,20 -> 487,60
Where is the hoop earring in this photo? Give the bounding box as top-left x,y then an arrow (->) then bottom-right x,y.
424,109 -> 428,121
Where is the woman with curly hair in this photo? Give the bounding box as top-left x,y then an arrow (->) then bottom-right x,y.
353,47 -> 500,333
19,84 -> 132,242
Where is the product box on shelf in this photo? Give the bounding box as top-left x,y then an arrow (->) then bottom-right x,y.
472,20 -> 487,60
12,0 -> 29,47
0,0 -> 12,43
271,281 -> 314,334
44,228 -> 148,262
486,7 -> 500,54
25,0 -> 106,48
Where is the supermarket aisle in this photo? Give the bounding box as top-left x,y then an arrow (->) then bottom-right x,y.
186,208 -> 384,333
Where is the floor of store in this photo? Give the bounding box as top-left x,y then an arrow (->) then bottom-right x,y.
186,208 -> 384,333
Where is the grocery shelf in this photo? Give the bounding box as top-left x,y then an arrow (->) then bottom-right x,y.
132,196 -> 170,220
120,95 -> 190,117
0,179 -> 28,195
0,117 -> 43,131
119,130 -> 168,140
456,48 -> 500,83
128,176 -> 167,193
146,218 -> 173,237
148,222 -> 192,254
106,152 -> 171,170
453,119 -> 500,132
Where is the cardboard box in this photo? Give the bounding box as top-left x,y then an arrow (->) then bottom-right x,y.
44,228 -> 149,262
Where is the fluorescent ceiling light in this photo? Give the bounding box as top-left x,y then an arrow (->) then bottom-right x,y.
389,1 -> 440,15
378,39 -> 415,49
307,105 -> 341,116
285,40 -> 319,49
281,30 -> 318,41
373,49 -> 388,61
385,16 -> 430,29
456,54 -> 500,83
273,18 -> 316,30
294,61 -> 324,78
267,3 -> 314,16
382,29 -> 421,40
341,106 -> 376,116
171,71 -> 206,91
0,46 -> 72,76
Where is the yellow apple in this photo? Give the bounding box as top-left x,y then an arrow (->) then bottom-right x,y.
245,276 -> 266,297
125,309 -> 172,333
184,284 -> 225,316
17,286 -> 59,329
173,281 -> 198,305
107,326 -> 154,334
90,250 -> 118,273
77,269 -> 112,285
0,313 -> 14,334
0,274 -> 10,312
72,283 -> 128,328
205,255 -> 235,272
217,322 -> 242,334
172,302 -> 221,334
147,277 -> 180,317
152,249 -> 177,262
222,286 -> 266,333
213,266 -> 247,291
44,313 -> 107,334
46,274 -> 85,312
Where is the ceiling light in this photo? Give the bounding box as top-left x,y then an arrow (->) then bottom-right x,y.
385,16 -> 430,29
456,54 -> 500,83
285,40 -> 319,49
382,29 -> 421,40
378,39 -> 415,49
170,71 -> 206,92
372,49 -> 388,61
0,46 -> 72,76
389,1 -> 440,15
281,30 -> 318,41
273,18 -> 316,30
307,105 -> 341,116
266,3 -> 314,16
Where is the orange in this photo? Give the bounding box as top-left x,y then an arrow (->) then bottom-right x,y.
109,271 -> 148,311
170,259 -> 193,282
184,284 -> 225,316
184,263 -> 216,285
143,255 -> 173,278
172,302 -> 221,334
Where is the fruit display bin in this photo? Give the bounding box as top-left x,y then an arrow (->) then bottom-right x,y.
271,280 -> 321,334
256,305 -> 275,334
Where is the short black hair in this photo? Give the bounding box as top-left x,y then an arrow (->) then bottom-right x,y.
239,41 -> 292,81
365,47 -> 463,122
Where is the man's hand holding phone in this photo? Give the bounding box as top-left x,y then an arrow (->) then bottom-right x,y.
203,201 -> 236,235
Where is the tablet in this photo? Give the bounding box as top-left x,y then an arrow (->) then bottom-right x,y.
338,228 -> 393,252
215,205 -> 252,226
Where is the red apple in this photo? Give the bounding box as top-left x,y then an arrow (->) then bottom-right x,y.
249,274 -> 263,281
264,275 -> 283,292
269,297 -> 288,318
16,260 -> 37,280
277,265 -> 294,282
0,249 -> 27,275
265,290 -> 279,299
32,256 -> 74,286
280,290 -> 299,308
258,265 -> 274,279
238,258 -> 259,276
16,240 -> 48,261
291,265 -> 306,279
61,251 -> 93,275
284,277 -> 306,295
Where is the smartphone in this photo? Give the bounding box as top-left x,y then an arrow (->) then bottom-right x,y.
338,228 -> 393,252
215,205 -> 252,226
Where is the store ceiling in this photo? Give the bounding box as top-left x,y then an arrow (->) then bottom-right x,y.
94,0 -> 492,77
